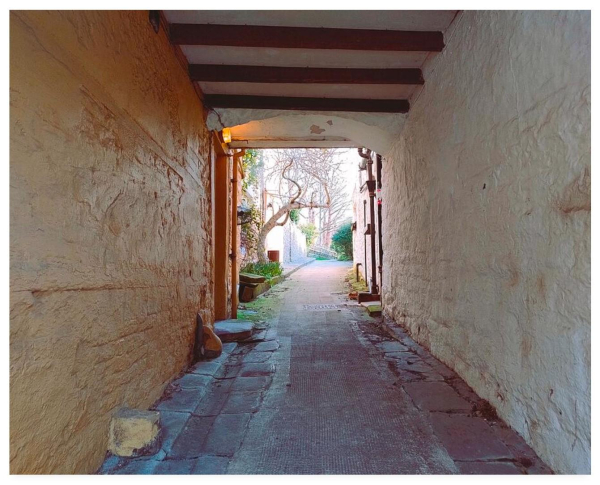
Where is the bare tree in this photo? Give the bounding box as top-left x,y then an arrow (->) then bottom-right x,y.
317,154 -> 351,246
257,149 -> 335,263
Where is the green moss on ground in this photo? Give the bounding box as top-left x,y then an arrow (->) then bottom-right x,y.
345,269 -> 368,293
237,283 -> 287,330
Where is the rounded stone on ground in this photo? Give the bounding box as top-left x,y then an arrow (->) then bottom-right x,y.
203,325 -> 223,358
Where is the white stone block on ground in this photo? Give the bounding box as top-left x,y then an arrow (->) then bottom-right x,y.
108,408 -> 161,457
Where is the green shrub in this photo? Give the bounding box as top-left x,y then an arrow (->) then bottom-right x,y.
299,223 -> 318,247
241,261 -> 284,278
331,222 -> 353,260
289,209 -> 300,224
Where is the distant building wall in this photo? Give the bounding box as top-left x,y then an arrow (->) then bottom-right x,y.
283,222 -> 307,263
265,221 -> 307,263
352,176 -> 381,291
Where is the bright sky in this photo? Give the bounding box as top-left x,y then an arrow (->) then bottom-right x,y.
333,148 -> 362,220
259,148 -> 361,222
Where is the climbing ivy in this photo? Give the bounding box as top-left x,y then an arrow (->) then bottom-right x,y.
289,209 -> 300,224
241,149 -> 261,193
240,149 -> 262,265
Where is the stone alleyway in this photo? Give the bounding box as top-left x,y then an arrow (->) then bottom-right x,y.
99,260 -> 551,475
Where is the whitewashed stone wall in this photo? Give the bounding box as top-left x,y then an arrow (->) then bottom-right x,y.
382,11 -> 590,473
265,220 -> 307,263
352,181 -> 369,282
283,222 -> 307,263
352,175 -> 382,291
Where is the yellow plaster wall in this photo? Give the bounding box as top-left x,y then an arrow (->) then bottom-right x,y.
10,11 -> 213,473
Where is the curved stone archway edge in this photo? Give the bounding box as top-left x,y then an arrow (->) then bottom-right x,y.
206,109 -> 408,155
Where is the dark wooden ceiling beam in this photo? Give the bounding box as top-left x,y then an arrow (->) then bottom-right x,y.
203,95 -> 409,113
189,65 -> 424,85
170,24 -> 444,52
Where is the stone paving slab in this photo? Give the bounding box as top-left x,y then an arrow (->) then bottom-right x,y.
253,340 -> 280,352
172,373 -> 212,389
239,362 -> 275,377
213,364 -> 241,379
192,455 -> 231,474
446,378 -> 482,403
168,415 -> 216,459
159,411 -> 191,455
377,340 -> 410,353
222,343 -> 238,354
193,379 -> 235,416
109,458 -> 159,475
221,391 -> 263,414
242,351 -> 274,363
238,330 -> 268,342
457,461 -> 523,474
422,359 -> 460,380
153,459 -> 197,474
383,350 -> 413,361
403,381 -> 473,412
209,351 -> 233,365
429,413 -> 513,461
214,320 -> 254,342
155,387 -> 207,413
231,376 -> 271,392
490,423 -> 553,474
203,413 -> 252,456
189,361 -> 222,376
258,330 -> 277,341
384,351 -> 412,360
388,357 -> 444,382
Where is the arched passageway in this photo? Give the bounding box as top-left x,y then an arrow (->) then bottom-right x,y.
10,10 -> 589,475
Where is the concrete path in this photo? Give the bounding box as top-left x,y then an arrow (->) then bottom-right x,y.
99,260 -> 551,475
281,256 -> 314,277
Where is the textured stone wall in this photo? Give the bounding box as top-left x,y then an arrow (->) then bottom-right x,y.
283,222 -> 307,263
10,11 -> 213,473
382,11 -> 590,473
352,175 -> 381,290
352,182 -> 368,281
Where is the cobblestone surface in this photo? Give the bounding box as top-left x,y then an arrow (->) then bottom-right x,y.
99,261 -> 552,475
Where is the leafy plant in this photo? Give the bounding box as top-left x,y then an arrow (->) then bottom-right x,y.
289,209 -> 300,224
299,223 -> 318,248
241,261 -> 284,279
331,222 -> 353,260
241,149 -> 261,193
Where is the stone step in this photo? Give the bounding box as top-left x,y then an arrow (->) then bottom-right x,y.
360,301 -> 382,316
214,319 -> 254,342
357,292 -> 380,303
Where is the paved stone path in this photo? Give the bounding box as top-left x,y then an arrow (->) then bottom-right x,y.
99,260 -> 551,475
281,256 -> 315,277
